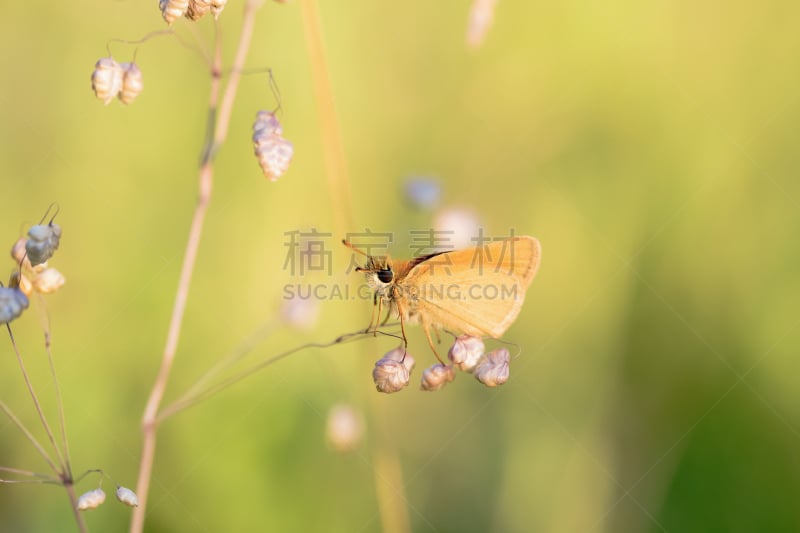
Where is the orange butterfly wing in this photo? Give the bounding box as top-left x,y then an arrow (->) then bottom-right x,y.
399,236 -> 541,338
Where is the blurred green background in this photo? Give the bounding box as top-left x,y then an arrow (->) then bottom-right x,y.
2,1 -> 800,531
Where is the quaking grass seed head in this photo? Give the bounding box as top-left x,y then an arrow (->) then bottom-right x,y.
253,110 -> 283,137
77,488 -> 106,511
448,335 -> 485,373
91,57 -> 124,105
211,0 -> 227,18
159,0 -> 189,25
11,237 -> 31,268
420,363 -> 456,391
252,111 -> 294,181
115,486 -> 139,507
25,223 -> 61,266
372,348 -> 415,393
31,267 -> 65,294
185,0 -> 211,20
0,286 -> 30,324
474,347 -> 510,387
119,62 -> 144,105
254,136 -> 294,181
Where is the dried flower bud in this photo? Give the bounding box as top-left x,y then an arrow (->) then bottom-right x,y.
115,486 -> 139,507
326,404 -> 363,452
91,58 -> 124,105
0,286 -> 29,324
448,335 -> 485,372
32,268 -> 65,294
420,363 -> 456,391
372,348 -> 415,393
254,136 -> 294,181
252,111 -> 293,181
14,272 -> 33,297
253,110 -> 283,137
26,223 -> 62,266
11,237 -> 31,267
159,0 -> 189,24
185,0 -> 211,20
119,63 -> 144,105
211,0 -> 227,18
77,488 -> 106,511
474,347 -> 510,387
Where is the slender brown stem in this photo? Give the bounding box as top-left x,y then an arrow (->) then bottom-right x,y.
158,328 -> 375,423
300,0 -> 354,235
130,3 -> 263,532
0,401 -> 59,475
5,324 -> 65,473
0,465 -> 58,481
63,481 -> 88,533
41,313 -> 73,479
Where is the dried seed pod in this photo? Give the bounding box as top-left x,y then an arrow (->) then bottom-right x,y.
211,0 -> 227,18
159,0 -> 189,24
325,404 -> 363,452
253,110 -> 283,137
115,486 -> 139,507
474,347 -> 510,387
185,0 -> 211,20
14,272 -> 33,297
118,63 -> 144,105
0,286 -> 29,324
91,58 -> 124,105
420,363 -> 456,391
252,111 -> 294,180
32,268 -> 65,294
11,237 -> 32,268
254,136 -> 294,182
25,223 -> 62,266
372,348 -> 415,393
448,335 -> 485,372
77,488 -> 106,511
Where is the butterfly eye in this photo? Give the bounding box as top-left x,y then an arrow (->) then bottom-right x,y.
377,269 -> 394,283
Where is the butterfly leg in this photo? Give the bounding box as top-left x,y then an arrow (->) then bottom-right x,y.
372,296 -> 385,337
393,296 -> 410,361
363,293 -> 378,333
422,320 -> 445,365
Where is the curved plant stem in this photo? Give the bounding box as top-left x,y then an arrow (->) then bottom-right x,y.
300,4 -> 409,531
63,481 -> 87,533
0,400 -> 59,475
157,327 -> 378,423
300,0 -> 354,235
130,3 -> 263,532
42,318 -> 73,481
5,324 -> 65,473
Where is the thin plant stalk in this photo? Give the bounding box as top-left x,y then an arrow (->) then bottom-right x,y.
5,325 -> 66,473
41,302 -> 73,480
300,0 -> 354,235
157,327 -> 378,423
130,2 -> 264,532
299,3 -> 409,530
63,481 -> 87,533
0,400 -> 59,475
